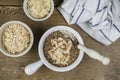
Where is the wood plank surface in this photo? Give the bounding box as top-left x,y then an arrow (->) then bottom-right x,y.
0,0 -> 120,80
0,0 -> 63,7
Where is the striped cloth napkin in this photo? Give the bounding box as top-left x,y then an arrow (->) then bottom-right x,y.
58,0 -> 120,46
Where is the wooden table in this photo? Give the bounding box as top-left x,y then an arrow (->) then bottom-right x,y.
0,0 -> 120,80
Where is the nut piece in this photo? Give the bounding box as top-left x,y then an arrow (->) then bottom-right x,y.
27,0 -> 51,19
48,37 -> 73,66
2,24 -> 30,54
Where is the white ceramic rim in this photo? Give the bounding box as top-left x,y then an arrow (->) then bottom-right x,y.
23,0 -> 54,21
38,26 -> 84,72
0,21 -> 34,57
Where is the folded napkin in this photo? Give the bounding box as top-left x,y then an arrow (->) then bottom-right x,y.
58,0 -> 120,46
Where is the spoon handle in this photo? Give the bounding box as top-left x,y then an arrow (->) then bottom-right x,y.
24,60 -> 43,75
78,45 -> 110,65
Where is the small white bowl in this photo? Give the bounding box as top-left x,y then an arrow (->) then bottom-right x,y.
23,0 -> 54,21
0,21 -> 34,57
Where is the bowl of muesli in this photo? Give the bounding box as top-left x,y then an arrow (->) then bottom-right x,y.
23,0 -> 54,21
0,21 -> 34,57
39,26 -> 84,72
25,26 -> 84,75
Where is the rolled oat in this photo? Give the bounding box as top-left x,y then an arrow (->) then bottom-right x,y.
27,0 -> 51,19
2,24 -> 30,54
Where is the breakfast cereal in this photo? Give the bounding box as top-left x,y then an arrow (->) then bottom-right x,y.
27,0 -> 51,19
43,31 -> 79,67
2,24 -> 30,54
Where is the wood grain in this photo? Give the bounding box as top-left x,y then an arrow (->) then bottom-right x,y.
0,1 -> 120,80
0,0 -> 63,7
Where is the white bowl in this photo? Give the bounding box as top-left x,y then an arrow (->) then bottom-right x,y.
0,21 -> 34,57
38,26 -> 84,72
23,0 -> 54,21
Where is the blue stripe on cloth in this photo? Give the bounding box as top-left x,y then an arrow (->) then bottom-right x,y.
89,18 -> 112,28
75,8 -> 85,24
89,22 -> 92,25
113,24 -> 120,32
71,0 -> 87,17
108,19 -> 112,27
76,24 -> 112,43
99,30 -> 113,42
107,7 -> 120,30
107,11 -> 113,27
70,0 -> 79,16
93,18 -> 107,27
107,13 -> 112,18
92,23 -> 100,27
82,0 -> 87,7
110,3 -> 113,12
89,18 -> 108,27
96,0 -> 101,12
107,13 -> 113,27
97,6 -> 108,12
96,0 -> 108,12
